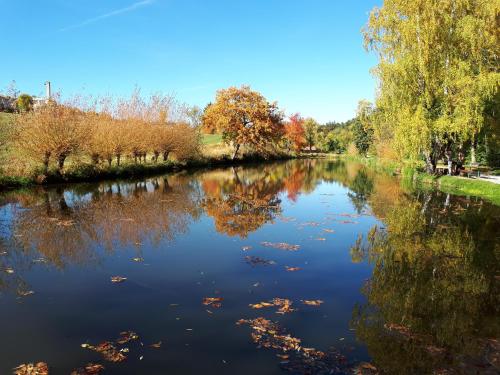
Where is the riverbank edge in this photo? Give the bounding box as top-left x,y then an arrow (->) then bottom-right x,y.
0,153 -> 305,190
339,155 -> 500,206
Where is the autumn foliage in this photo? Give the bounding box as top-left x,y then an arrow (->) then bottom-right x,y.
284,113 -> 306,152
202,86 -> 284,159
15,92 -> 200,173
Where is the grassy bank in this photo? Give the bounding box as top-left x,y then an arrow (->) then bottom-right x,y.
436,175 -> 500,205
0,152 -> 294,190
339,154 -> 500,206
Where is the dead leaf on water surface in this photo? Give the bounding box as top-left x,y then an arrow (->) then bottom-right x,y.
17,290 -> 35,297
338,220 -> 359,225
70,363 -> 105,375
150,341 -> 162,349
110,276 -> 127,283
302,300 -> 324,306
249,298 -> 295,314
241,246 -> 252,251
353,362 -> 378,374
261,242 -> 300,251
298,221 -> 321,227
132,257 -> 144,262
245,256 -> 276,266
236,317 -> 347,373
202,297 -> 223,308
323,229 -> 335,233
285,266 -> 301,272
13,362 -> 49,375
5,267 -> 14,274
82,341 -> 127,363
315,237 -> 326,241
116,331 -> 139,344
249,301 -> 274,309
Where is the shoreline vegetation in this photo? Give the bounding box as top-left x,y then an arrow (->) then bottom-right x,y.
343,155 -> 500,206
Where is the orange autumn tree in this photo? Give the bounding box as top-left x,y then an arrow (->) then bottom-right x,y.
202,86 -> 284,159
284,113 -> 306,152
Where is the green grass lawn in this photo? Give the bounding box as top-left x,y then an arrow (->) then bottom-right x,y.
437,175 -> 500,206
202,133 -> 223,145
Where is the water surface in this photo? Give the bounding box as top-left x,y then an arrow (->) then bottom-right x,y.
0,159 -> 498,374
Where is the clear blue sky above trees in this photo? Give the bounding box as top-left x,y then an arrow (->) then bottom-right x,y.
2,0 -> 380,122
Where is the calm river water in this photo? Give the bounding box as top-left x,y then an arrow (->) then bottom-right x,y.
0,159 -> 498,374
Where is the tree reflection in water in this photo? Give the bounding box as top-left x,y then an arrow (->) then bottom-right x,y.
350,193 -> 500,374
9,176 -> 202,269
0,160 -> 497,374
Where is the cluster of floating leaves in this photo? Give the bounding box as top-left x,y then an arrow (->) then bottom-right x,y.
236,317 -> 350,374
250,298 -> 324,314
70,363 -> 105,375
244,256 -> 276,266
260,242 -> 300,251
79,330 -> 141,368
249,298 -> 296,314
285,266 -> 301,272
202,297 -> 223,308
13,362 -> 49,375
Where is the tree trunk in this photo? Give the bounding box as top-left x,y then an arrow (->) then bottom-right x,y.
470,142 -> 476,164
232,144 -> 240,160
43,152 -> 50,174
57,154 -> 66,172
107,157 -> 112,167
445,150 -> 453,175
163,151 -> 170,161
116,154 -> 121,166
91,154 -> 99,165
425,153 -> 436,174
153,151 -> 159,163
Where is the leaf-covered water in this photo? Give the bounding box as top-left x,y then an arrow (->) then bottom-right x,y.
0,159 -> 498,374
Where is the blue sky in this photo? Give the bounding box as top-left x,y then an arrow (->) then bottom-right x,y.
2,0 -> 380,122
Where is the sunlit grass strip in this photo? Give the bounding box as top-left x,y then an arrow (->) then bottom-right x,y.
437,176 -> 500,206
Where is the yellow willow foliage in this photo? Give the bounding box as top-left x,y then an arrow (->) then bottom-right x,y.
16,102 -> 89,172
202,85 -> 284,159
15,91 -> 201,172
364,0 -> 500,164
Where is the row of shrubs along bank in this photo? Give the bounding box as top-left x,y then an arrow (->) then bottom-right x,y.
0,152 -> 296,190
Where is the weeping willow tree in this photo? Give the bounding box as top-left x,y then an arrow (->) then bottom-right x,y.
364,0 -> 500,173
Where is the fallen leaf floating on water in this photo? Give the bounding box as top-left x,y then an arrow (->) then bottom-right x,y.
315,237 -> 326,241
17,290 -> 35,297
323,229 -> 335,233
298,222 -> 321,227
260,242 -> 300,251
70,363 -> 105,375
249,298 -> 295,314
150,341 -> 162,349
245,256 -> 276,266
241,246 -> 252,251
81,341 -> 126,363
132,257 -> 144,262
302,300 -> 324,306
110,276 -> 127,283
13,362 -> 49,375
353,362 -> 378,375
116,331 -> 139,344
338,220 -> 359,225
236,318 -> 347,373
202,297 -> 223,308
285,266 -> 301,272
5,267 -> 14,274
